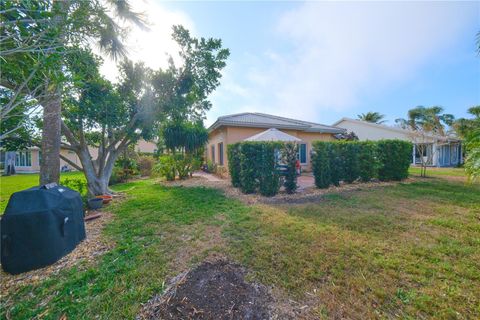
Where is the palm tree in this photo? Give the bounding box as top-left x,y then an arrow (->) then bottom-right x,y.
395,106 -> 455,177
357,112 -> 387,124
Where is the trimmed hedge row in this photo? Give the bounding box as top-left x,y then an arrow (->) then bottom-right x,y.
312,139 -> 412,188
228,141 -> 297,196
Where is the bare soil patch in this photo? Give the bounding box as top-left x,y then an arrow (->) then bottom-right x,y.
137,260 -> 277,320
0,211 -> 114,296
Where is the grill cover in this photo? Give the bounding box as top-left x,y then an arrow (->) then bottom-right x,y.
1,185 -> 86,274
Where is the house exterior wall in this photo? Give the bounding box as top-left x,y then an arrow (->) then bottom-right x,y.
4,140 -> 154,173
206,126 -> 336,171
135,139 -> 157,153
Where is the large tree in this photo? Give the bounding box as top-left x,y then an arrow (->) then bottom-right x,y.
60,26 -> 229,195
1,0 -> 145,185
396,106 -> 455,177
357,111 -> 386,124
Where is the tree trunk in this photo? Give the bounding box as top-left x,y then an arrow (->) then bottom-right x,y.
40,94 -> 61,185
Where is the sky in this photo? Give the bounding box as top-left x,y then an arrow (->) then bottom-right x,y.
100,1 -> 480,127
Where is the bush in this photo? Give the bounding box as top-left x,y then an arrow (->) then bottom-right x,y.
154,155 -> 176,181
339,141 -> 360,183
328,143 -> 342,187
227,143 -> 241,187
239,142 -> 259,194
205,160 -> 217,174
281,142 -> 298,194
257,143 -> 280,196
358,141 -> 378,182
312,140 -> 411,188
61,177 -> 87,196
137,155 -> 155,177
312,141 -> 331,188
376,140 -> 412,181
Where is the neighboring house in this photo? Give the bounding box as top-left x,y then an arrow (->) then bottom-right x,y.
333,117 -> 463,167
207,112 -> 345,171
0,139 -> 157,173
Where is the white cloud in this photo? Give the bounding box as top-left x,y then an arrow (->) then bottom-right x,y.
99,0 -> 195,82
208,1 -> 477,124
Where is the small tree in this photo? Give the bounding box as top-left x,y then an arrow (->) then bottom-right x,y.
396,106 -> 454,177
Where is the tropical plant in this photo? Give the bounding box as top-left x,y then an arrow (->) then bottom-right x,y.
59,26 -> 228,195
396,106 -> 455,177
1,0 -> 147,185
357,112 -> 387,124
161,121 -> 209,154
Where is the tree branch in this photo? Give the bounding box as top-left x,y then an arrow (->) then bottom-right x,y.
59,154 -> 83,172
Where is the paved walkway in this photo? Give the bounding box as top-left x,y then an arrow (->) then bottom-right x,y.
192,171 -> 224,182
297,175 -> 315,190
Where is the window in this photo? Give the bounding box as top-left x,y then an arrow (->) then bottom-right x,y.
15,151 -> 32,167
297,143 -> 307,164
218,142 -> 224,166
211,145 -> 215,163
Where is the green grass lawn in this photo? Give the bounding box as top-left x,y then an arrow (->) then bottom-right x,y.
1,173 -> 479,319
409,166 -> 466,177
0,172 -> 85,213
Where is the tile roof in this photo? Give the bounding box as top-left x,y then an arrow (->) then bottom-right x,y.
209,112 -> 345,134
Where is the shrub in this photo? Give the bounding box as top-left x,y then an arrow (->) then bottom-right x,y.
61,178 -> 87,196
281,142 -> 298,194
205,160 -> 217,174
312,141 -> 331,188
328,143 -> 342,187
227,143 -> 241,187
154,155 -> 176,181
137,156 -> 155,177
358,141 -> 378,182
339,141 -> 360,183
377,139 -> 412,181
257,142 -> 280,196
109,166 -> 123,185
239,142 -> 259,194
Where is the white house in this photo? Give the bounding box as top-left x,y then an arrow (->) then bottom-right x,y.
333,118 -> 463,167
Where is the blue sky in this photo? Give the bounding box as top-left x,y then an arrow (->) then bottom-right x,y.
104,1 -> 480,127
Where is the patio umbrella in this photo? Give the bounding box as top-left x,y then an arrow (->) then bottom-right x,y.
244,128 -> 302,142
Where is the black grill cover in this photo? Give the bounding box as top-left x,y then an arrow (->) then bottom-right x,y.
1,185 -> 86,274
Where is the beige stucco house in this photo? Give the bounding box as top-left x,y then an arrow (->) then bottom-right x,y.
1,139 -> 157,173
207,113 -> 345,171
333,117 -> 462,167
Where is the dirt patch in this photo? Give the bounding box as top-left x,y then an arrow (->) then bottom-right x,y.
0,211 -> 114,296
137,260 -> 280,320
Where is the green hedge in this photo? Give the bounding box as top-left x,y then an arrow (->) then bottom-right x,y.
312,141 -> 331,188
282,142 -> 298,194
358,141 -> 378,182
312,139 -> 411,188
377,140 -> 412,181
227,143 -> 241,187
230,141 -> 287,196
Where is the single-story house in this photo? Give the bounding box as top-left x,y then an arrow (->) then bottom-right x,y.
333,117 -> 463,167
207,112 -> 345,171
0,139 -> 157,173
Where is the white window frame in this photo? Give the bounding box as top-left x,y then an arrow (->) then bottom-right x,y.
15,151 -> 32,167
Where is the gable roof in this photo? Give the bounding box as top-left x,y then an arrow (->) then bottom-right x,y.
332,117 -> 461,142
209,112 -> 345,134
244,128 -> 303,142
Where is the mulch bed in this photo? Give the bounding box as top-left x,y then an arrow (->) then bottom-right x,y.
160,175 -> 414,205
137,260 -> 274,320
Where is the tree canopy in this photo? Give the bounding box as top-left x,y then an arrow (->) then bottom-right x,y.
357,112 -> 386,124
